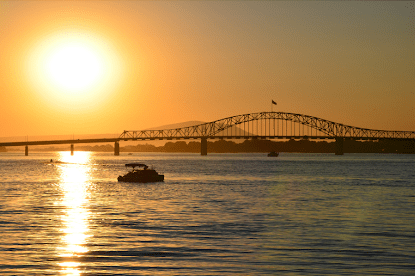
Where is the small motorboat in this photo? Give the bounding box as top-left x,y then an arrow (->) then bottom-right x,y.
44,159 -> 66,164
118,163 -> 164,183
267,151 -> 279,157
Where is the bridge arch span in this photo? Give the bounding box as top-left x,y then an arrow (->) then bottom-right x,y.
120,111 -> 415,140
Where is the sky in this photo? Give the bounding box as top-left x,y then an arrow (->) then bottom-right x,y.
0,1 -> 414,138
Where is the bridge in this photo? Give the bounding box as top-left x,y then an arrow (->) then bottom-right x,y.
1,112 -> 414,155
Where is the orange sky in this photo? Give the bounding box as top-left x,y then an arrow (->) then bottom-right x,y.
0,1 -> 414,138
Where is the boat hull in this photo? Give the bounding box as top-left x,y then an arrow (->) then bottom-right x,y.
117,174 -> 164,183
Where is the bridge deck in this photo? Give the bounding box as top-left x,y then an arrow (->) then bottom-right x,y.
0,138 -> 119,147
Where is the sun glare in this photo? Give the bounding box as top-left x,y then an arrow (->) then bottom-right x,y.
46,44 -> 103,91
25,30 -> 123,110
56,151 -> 92,275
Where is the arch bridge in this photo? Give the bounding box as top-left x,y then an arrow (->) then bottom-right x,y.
2,112 -> 414,155
120,112 -> 415,155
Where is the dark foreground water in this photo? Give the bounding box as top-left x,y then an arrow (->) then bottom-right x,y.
0,152 -> 414,275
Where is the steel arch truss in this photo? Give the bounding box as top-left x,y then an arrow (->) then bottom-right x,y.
119,112 -> 415,140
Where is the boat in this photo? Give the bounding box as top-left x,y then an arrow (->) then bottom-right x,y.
118,163 -> 164,183
267,151 -> 279,157
43,159 -> 67,164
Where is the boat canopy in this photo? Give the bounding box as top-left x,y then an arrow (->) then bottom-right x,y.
125,163 -> 147,168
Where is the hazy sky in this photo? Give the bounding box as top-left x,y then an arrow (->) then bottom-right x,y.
0,1 -> 414,137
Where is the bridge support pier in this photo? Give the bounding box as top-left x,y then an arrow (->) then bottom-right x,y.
25,145 -> 28,156
71,144 -> 74,156
335,137 -> 344,155
201,138 -> 207,155
114,141 -> 120,156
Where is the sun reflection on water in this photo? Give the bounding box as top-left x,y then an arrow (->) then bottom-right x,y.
56,152 -> 92,275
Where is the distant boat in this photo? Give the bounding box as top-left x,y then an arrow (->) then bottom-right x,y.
44,159 -> 66,164
267,151 -> 279,157
118,163 -> 164,183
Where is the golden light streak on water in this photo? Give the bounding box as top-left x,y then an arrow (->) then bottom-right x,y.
56,152 -> 92,275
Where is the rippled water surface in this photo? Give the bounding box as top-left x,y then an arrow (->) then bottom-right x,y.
1,152 -> 414,275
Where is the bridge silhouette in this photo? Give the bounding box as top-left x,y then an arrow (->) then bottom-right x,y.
1,112 -> 414,156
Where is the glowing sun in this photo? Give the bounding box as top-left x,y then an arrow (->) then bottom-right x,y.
46,43 -> 103,91
26,30 -> 123,109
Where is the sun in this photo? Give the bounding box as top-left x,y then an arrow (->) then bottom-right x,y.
25,30 -> 124,110
46,43 -> 103,92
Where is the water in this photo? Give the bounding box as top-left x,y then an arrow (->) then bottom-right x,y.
0,152 -> 414,275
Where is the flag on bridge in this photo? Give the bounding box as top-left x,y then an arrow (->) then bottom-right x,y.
271,100 -> 277,112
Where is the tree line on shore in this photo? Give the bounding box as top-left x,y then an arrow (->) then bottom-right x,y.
4,139 -> 413,154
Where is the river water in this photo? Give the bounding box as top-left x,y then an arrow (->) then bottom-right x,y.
0,152 -> 414,275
